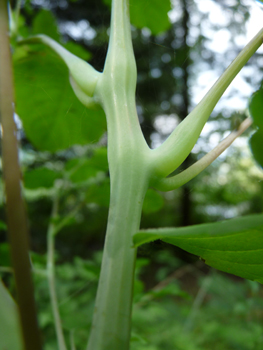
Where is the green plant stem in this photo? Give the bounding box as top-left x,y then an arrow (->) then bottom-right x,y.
47,193 -> 67,350
87,168 -> 148,350
152,27 -> 263,178
0,1 -> 42,349
87,0 -> 152,348
154,117 -> 253,191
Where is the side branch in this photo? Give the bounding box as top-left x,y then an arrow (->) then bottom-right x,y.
153,118 -> 253,192
151,28 -> 263,178
18,35 -> 101,107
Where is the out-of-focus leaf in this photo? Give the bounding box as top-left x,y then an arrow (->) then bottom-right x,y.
0,221 -> 7,231
65,149 -> 108,183
130,0 -> 171,35
86,180 -> 110,207
32,9 -> 60,42
0,243 -> 11,267
14,46 -> 106,152
249,84 -> 263,130
0,280 -> 22,350
142,189 -> 164,214
89,148 -> 108,172
67,160 -> 99,183
134,214 -> 263,284
249,83 -> 263,167
103,0 -> 171,35
249,130 -> 263,168
63,41 -> 92,61
24,167 -> 60,189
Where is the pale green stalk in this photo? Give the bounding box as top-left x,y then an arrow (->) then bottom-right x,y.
151,28 -> 263,178
154,117 -> 253,191
87,0 -> 152,349
47,193 -> 67,350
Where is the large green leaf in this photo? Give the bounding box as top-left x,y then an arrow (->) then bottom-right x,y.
134,214 -> 263,284
103,0 -> 171,35
14,46 -> 106,152
0,280 -> 22,350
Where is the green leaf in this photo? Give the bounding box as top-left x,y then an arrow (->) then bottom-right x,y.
0,221 -> 7,231
63,41 -> 92,61
24,167 -> 60,189
0,280 -> 22,350
89,148 -> 108,172
142,189 -> 164,214
249,130 -> 263,168
249,84 -> 263,130
32,10 -> 60,42
14,46 -> 106,152
86,179 -> 110,207
249,83 -> 263,167
65,148 -> 108,183
130,0 -> 171,35
67,160 -> 100,183
0,243 -> 11,267
103,0 -> 171,35
133,214 -> 263,284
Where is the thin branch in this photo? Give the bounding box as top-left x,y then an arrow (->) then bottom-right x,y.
18,35 -> 101,98
0,1 -> 42,349
70,330 -> 76,350
154,117 -> 253,192
47,193 -> 68,350
183,275 -> 212,332
134,261 -> 204,308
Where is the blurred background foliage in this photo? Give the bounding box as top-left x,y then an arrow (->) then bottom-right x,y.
1,0 -> 263,349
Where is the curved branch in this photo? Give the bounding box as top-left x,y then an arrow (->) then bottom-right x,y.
153,117 -> 253,192
151,28 -> 263,178
18,35 -> 102,107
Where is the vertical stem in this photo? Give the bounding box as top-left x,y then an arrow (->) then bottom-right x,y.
0,1 -> 42,349
87,167 -> 148,350
47,193 -> 67,350
87,0 -> 151,348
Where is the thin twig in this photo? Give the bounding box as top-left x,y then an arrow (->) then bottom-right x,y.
47,192 -> 68,350
183,274 -> 212,332
135,261 -> 204,308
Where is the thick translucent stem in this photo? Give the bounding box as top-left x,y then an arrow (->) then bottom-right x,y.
87,167 -> 148,350
87,1 -> 152,347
